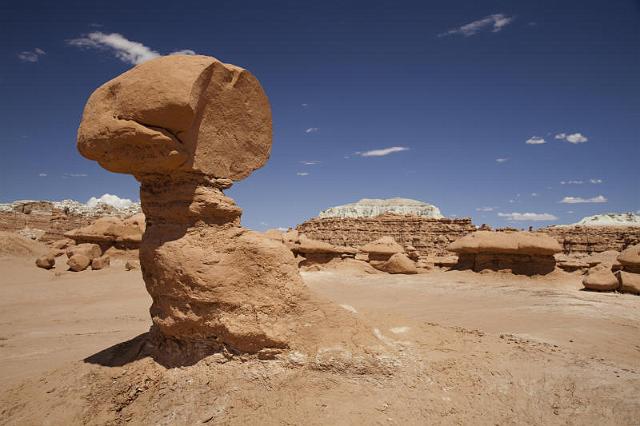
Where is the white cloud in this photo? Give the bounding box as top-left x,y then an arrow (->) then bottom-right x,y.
38,173 -> 47,177
531,192 -> 538,197
300,160 -> 320,165
301,103 -> 309,107
67,32 -> 195,65
525,136 -> 546,145
305,127 -> 319,133
18,48 -> 46,62
357,146 -> 409,157
496,158 -> 509,163
87,193 -> 135,209
560,195 -> 607,204
475,207 -> 495,212
498,212 -> 558,221
555,132 -> 588,144
64,173 -> 88,177
296,172 -> 309,176
589,178 -> 603,184
439,14 -> 514,37
561,180 -> 584,185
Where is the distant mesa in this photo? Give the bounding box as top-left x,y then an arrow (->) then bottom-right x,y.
318,198 -> 444,219
555,213 -> 640,228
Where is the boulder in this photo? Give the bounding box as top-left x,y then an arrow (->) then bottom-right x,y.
76,55 -> 384,365
91,255 -> 111,270
378,253 -> 418,274
616,271 -> 640,295
67,254 -> 91,272
448,231 -> 561,276
52,238 -> 74,250
65,213 -> 145,250
618,244 -> 640,273
35,254 -> 55,270
66,243 -> 102,260
582,265 -> 620,292
125,259 -> 140,271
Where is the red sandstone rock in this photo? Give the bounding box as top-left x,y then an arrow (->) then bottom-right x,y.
379,253 -> 417,274
583,265 -> 620,292
35,254 -> 55,270
66,243 -> 102,261
67,254 -> 91,272
616,271 -> 640,295
618,244 -> 640,273
91,255 -> 111,270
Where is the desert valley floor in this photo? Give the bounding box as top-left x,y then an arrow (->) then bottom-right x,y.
1,256 -> 638,425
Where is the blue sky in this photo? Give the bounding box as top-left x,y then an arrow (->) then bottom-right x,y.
1,0 -> 639,230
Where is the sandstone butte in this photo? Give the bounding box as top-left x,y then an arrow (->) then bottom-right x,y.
76,54 -> 390,368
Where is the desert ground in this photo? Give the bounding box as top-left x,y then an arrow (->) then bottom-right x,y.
1,254 -> 638,425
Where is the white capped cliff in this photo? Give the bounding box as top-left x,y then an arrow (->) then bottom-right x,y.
571,213 -> 640,227
318,198 -> 444,219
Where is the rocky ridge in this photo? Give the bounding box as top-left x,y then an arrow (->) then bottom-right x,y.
318,198 -> 444,219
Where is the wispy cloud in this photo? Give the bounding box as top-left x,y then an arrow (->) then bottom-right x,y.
18,48 -> 45,63
305,127 -> 319,133
38,173 -> 47,177
496,158 -> 509,163
356,146 -> 409,157
560,195 -> 607,204
301,103 -> 309,108
296,172 -> 309,176
555,132 -> 588,144
561,180 -> 584,185
67,32 -> 195,65
525,136 -> 546,145
498,212 -> 558,221
299,160 -> 321,165
589,178 -> 603,184
531,192 -> 539,197
476,206 -> 496,212
439,14 -> 514,37
63,173 -> 88,178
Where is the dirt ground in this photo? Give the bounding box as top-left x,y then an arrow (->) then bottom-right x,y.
1,256 -> 639,425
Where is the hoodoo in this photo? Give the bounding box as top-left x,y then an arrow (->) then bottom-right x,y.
77,55 -> 384,366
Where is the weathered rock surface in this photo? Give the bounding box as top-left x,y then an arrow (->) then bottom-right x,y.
0,198 -> 140,242
378,253 -> 418,274
616,271 -> 640,295
64,213 -> 145,252
66,243 -> 102,261
318,198 -> 444,219
448,231 -> 561,275
67,254 -> 91,272
35,254 -> 55,269
582,265 -> 620,292
91,255 -> 111,270
76,55 -> 387,367
297,214 -> 475,257
617,244 -> 640,273
543,225 -> 640,254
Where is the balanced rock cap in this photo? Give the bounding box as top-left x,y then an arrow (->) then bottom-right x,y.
448,231 -> 562,256
77,55 -> 272,181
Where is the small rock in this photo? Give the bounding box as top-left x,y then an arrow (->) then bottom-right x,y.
67,254 -> 91,272
91,255 -> 111,270
125,259 -> 140,271
35,255 -> 55,270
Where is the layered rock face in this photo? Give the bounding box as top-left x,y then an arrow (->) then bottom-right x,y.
77,55 -> 384,365
319,198 -> 444,219
0,199 -> 140,242
543,225 -> 640,254
297,213 -> 476,257
448,231 -> 562,275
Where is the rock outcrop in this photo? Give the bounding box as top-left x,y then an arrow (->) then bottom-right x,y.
0,198 -> 140,242
571,212 -> 640,227
543,225 -> 640,254
64,213 -> 145,252
297,214 -> 476,257
76,55 -> 386,366
318,198 -> 444,219
448,231 -> 562,275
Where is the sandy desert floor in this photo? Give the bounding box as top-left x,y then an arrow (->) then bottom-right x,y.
1,256 -> 639,425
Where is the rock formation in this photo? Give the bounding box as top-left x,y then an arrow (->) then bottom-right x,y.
617,244 -> 640,273
77,55 -> 386,366
448,231 -> 562,275
297,213 -> 476,257
0,198 -> 140,242
543,225 -> 640,254
64,213 -> 145,252
318,198 -> 444,219
582,264 -> 620,291
570,212 -> 640,227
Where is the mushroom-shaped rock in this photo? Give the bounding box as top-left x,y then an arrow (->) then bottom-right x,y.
582,265 -> 620,292
76,55 -> 387,367
296,235 -> 357,267
616,271 -> 640,295
618,244 -> 640,273
360,236 -> 404,262
448,231 -> 561,276
378,253 -> 418,274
